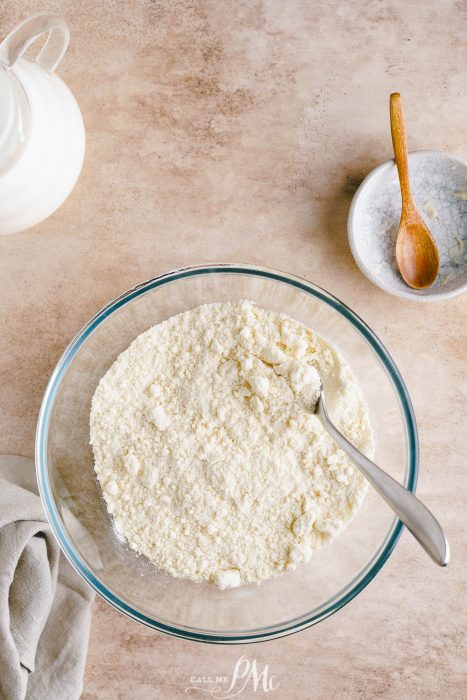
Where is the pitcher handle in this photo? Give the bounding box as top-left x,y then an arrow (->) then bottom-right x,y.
0,12 -> 69,73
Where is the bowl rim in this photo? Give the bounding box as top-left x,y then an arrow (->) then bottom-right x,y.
35,263 -> 419,643
347,149 -> 467,302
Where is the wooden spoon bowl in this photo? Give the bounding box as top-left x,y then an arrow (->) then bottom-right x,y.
395,212 -> 440,289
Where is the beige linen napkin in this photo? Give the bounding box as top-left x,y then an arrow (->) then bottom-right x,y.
0,455 -> 94,700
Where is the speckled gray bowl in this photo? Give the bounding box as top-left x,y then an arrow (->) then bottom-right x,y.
348,151 -> 467,301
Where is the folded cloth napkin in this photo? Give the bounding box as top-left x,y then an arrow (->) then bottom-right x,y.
0,455 -> 94,700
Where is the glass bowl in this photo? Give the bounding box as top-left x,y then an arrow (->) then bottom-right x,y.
36,264 -> 418,643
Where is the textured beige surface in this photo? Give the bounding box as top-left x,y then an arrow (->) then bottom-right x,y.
0,1 -> 466,698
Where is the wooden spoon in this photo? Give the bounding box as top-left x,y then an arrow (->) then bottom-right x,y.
389,93 -> 440,289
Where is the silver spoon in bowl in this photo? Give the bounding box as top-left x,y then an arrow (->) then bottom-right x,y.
316,385 -> 449,567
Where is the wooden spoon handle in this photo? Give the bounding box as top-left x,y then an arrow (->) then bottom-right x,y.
390,93 -> 414,214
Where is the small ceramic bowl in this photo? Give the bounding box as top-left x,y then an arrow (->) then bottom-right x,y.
348,151 -> 467,301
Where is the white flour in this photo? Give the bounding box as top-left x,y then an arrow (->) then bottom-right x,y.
90,301 -> 373,588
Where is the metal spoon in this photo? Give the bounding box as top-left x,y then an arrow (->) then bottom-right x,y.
316,385 -> 449,566
390,93 -> 440,289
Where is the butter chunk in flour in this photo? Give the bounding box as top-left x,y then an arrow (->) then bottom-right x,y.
90,301 -> 374,588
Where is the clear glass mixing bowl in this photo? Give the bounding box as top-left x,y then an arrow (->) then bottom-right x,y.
36,264 -> 418,643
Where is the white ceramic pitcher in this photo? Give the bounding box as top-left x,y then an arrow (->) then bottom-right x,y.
0,13 -> 85,235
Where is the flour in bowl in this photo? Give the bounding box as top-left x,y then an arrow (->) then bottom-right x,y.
90,301 -> 373,588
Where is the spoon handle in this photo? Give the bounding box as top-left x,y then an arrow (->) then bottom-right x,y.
390,93 -> 415,215
317,396 -> 450,567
